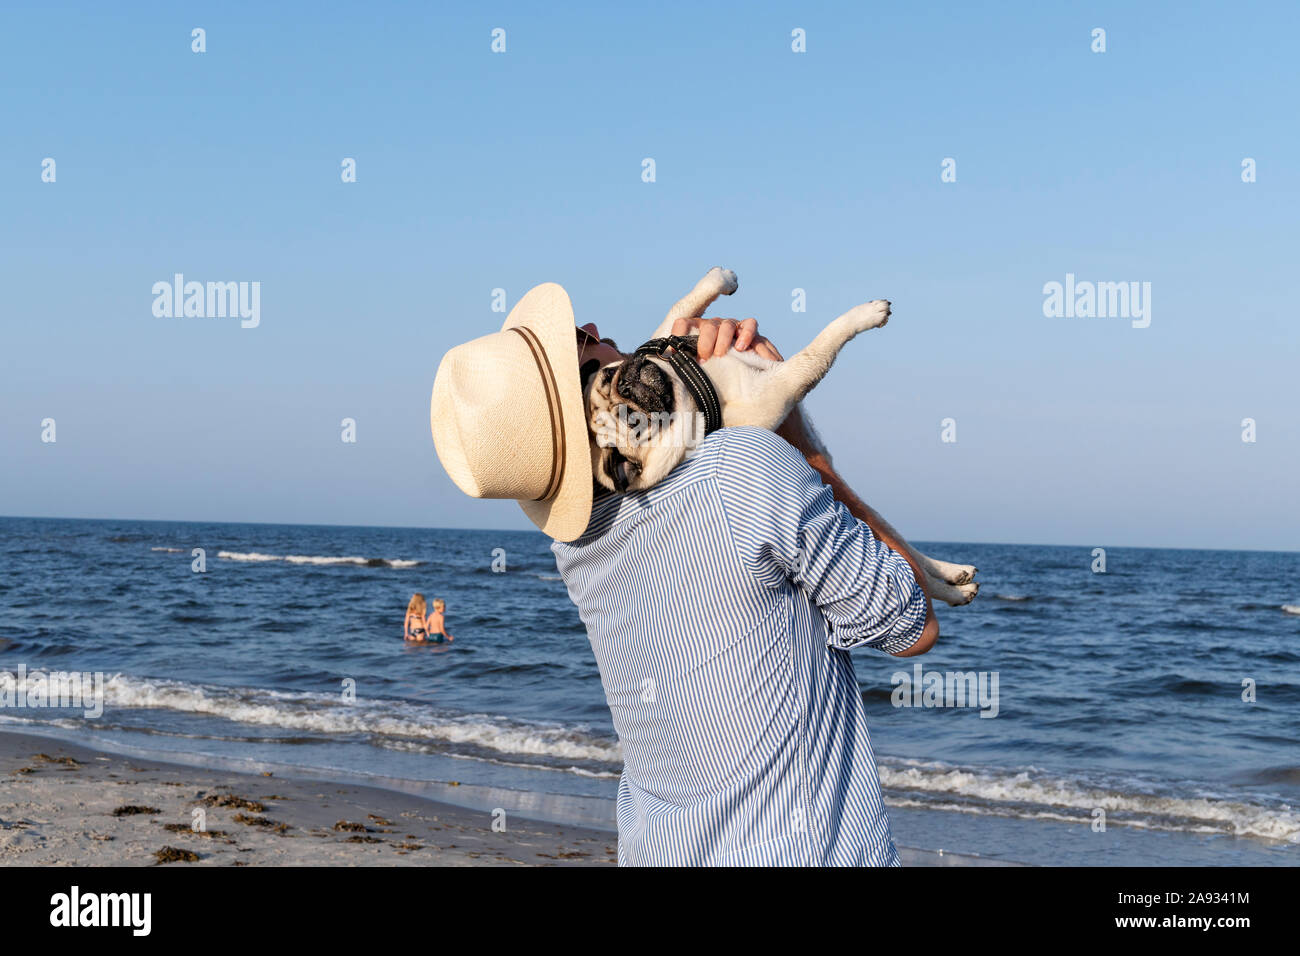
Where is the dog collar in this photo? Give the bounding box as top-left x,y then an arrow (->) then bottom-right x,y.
632,335 -> 723,436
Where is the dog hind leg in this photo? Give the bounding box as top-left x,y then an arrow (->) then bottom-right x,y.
920,554 -> 977,586
924,572 -> 980,606
833,491 -> 979,600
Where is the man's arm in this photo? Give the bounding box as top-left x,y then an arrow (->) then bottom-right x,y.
715,427 -> 931,657
660,318 -> 936,654
776,406 -> 938,656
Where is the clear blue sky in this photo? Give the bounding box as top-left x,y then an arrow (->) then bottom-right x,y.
3,1 -> 1296,550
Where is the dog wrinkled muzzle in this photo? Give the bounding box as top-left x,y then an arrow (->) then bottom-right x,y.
614,354 -> 676,415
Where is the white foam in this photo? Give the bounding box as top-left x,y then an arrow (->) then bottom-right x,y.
283,554 -> 378,566
878,758 -> 1300,843
374,738 -> 621,778
217,551 -> 419,568
31,669 -> 1298,841
1281,605 -> 1300,616
99,674 -> 621,765
150,547 -> 185,553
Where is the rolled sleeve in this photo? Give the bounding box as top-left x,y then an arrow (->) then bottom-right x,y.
714,427 -> 928,654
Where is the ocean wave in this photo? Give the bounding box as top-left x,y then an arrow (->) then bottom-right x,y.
150,547 -> 185,553
217,551 -> 420,569
878,757 -> 1300,843
991,593 -> 1031,602
1243,765 -> 1300,787
373,737 -> 620,778
95,674 -> 621,767
1281,605 -> 1300,616
11,665 -> 1296,841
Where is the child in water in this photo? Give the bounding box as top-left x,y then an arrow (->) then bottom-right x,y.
425,599 -> 455,644
403,593 -> 429,642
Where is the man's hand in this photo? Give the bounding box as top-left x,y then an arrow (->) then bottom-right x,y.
670,316 -> 784,362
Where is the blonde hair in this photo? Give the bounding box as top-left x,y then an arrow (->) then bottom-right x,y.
432,599 -> 445,611
407,593 -> 427,618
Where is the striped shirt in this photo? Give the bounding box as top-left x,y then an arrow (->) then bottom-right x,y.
552,426 -> 927,866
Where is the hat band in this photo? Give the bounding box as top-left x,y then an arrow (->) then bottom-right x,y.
509,325 -> 565,501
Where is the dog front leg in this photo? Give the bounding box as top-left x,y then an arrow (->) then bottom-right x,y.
650,267 -> 739,339
742,300 -> 892,430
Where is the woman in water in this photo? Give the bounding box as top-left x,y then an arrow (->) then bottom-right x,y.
425,598 -> 455,644
403,593 -> 429,642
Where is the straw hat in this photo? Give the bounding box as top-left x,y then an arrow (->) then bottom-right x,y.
430,283 -> 593,542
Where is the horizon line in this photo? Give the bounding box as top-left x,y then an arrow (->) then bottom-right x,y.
2,512 -> 1296,556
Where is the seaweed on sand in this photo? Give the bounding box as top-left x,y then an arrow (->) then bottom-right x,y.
154,846 -> 200,864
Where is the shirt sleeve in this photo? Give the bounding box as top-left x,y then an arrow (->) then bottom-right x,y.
714,427 -> 928,655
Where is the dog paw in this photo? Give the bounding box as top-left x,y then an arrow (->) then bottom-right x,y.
843,299 -> 890,333
864,299 -> 891,329
925,575 -> 979,607
708,267 -> 738,296
928,559 -> 977,586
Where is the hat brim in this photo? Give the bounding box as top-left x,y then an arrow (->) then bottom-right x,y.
504,283 -> 594,542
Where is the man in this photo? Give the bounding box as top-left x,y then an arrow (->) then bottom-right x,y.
431,282 -> 937,866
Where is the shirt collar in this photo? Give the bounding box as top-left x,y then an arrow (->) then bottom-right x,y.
567,430 -> 731,544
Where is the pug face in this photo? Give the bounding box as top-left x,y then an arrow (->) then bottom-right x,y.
583,346 -> 703,493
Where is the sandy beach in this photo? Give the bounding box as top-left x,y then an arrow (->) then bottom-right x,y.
0,730 -> 1031,867
0,731 -> 617,867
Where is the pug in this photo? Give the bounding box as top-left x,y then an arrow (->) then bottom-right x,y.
582,267 -> 979,606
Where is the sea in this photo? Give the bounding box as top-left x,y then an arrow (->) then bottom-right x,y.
2,515 -> 1297,866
